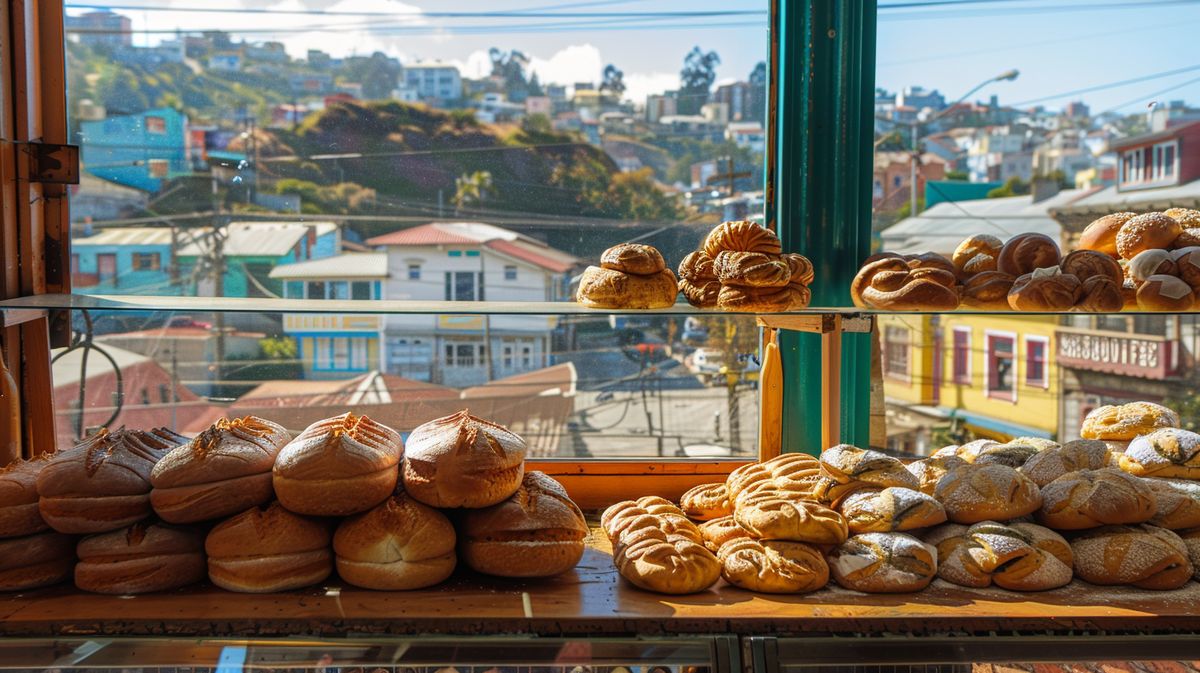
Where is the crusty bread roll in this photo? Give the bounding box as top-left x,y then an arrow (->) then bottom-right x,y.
601,243 -> 666,276
1176,228 -> 1200,249
0,456 -> 51,539
1117,212 -> 1183,260
850,258 -> 959,311
827,532 -> 937,593
952,235 -> 1003,273
971,438 -> 1048,469
717,538 -> 828,593
726,453 -> 822,506
37,427 -> 185,534
0,530 -> 76,591
402,410 -> 526,508
948,439 -> 1001,463
1008,268 -> 1081,311
815,444 -> 919,505
1061,249 -> 1124,285
734,486 -> 849,544
713,251 -> 792,288
460,471 -> 587,578
1071,524 -> 1192,589
905,252 -> 957,275
1166,207 -> 1200,229
150,416 -> 289,524
959,271 -> 1015,310
784,253 -> 815,286
75,521 -> 206,594
1137,274 -> 1195,311
273,413 -> 402,516
1081,402 -> 1179,442
906,454 -> 968,495
1120,428 -> 1200,479
205,501 -> 332,593
1180,528 -> 1200,580
334,491 -> 456,590
679,482 -> 732,521
935,463 -> 1042,524
960,252 -> 998,276
1076,275 -> 1125,312
1037,468 -> 1156,530
677,250 -> 719,308
1170,246 -> 1200,289
1019,439 -> 1110,487
838,487 -> 946,534
576,265 -> 678,309
923,521 -> 1072,591
997,233 -> 1061,276
702,220 -> 782,259
1127,249 -> 1176,284
1079,212 -> 1137,257
1146,478 -> 1200,530
698,515 -> 751,552
716,283 -> 806,312
601,497 -> 720,594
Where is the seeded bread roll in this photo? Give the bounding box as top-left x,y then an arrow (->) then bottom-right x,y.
702,220 -> 782,259
698,515 -> 751,552
1120,428 -> 1200,479
75,521 -> 206,594
205,501 -> 332,593
1166,207 -> 1200,229
1071,524 -> 1192,589
601,497 -> 720,594
952,235 -> 1003,273
815,444 -> 919,505
600,243 -> 666,276
924,520 -> 1072,591
1146,478 -> 1200,530
1081,402 -> 1179,442
334,491 -> 457,590
1019,439 -> 1111,487
679,482 -> 732,521
1117,212 -> 1183,260
0,456 -> 51,539
460,471 -> 587,578
827,532 -> 937,593
997,233 -> 1062,276
0,530 -> 76,592
734,486 -> 849,544
576,265 -> 678,309
1079,212 -> 1137,257
402,410 -> 526,509
726,453 -> 822,506
906,454 -> 968,495
935,463 -> 1042,524
838,487 -> 946,534
1037,468 -> 1156,530
717,538 -> 829,594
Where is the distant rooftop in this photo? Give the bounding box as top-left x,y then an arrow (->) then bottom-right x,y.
367,222 -> 578,273
269,252 -> 388,280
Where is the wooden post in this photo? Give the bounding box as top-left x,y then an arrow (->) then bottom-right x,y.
820,315 -> 842,451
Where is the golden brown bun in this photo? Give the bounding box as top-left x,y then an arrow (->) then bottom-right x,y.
75,522 -> 206,594
402,410 -> 526,509
1170,246 -> 1200,289
1019,439 -> 1111,487
726,453 -> 822,505
1079,212 -> 1137,257
953,235 -> 1003,272
0,456 -> 51,539
717,538 -> 829,593
149,417 -> 289,524
997,233 -> 1062,276
1037,468 -> 1156,530
959,271 -> 1016,310
1165,207 -> 1200,229
1061,249 -> 1124,285
1180,528 -> 1200,580
951,438 -> 1001,463
971,437 -> 1051,469
1007,268 -> 1081,311
935,463 -> 1042,524
698,515 -> 751,552
576,265 -> 678,309
713,251 -> 792,288
1117,212 -> 1183,260
679,482 -> 732,521
678,249 -> 717,283
1146,478 -> 1200,530
1076,276 -> 1125,312
960,253 -> 998,276
1127,249 -> 1176,284
784,253 -> 815,286
702,220 -> 782,258
816,444 -> 919,505
1120,428 -> 1200,479
851,258 -> 959,311
906,454 -> 968,495
1137,274 -> 1195,311
334,491 -> 456,590
1081,402 -> 1179,441
677,250 -> 720,308
733,487 -> 849,544
716,284 -> 803,312
925,521 -> 1072,591
601,498 -> 720,594
838,487 -> 946,534
204,501 -> 332,592
904,252 -> 957,275
273,413 -> 402,517
1071,524 -> 1192,589
827,532 -> 937,593
600,243 -> 666,276
1175,227 -> 1200,249
0,530 -> 76,591
459,471 -> 587,578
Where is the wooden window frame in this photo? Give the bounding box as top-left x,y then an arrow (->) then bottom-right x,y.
952,326 -> 972,385
984,330 -> 1018,403
1025,335 -> 1050,390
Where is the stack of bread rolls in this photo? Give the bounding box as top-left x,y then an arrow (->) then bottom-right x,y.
576,243 -> 679,309
678,221 -> 814,312
1075,209 -> 1200,311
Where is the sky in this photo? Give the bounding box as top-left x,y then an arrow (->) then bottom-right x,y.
65,0 -> 1200,114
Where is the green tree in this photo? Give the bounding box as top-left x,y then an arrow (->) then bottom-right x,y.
945,169 -> 969,181
747,61 -> 767,122
453,170 -> 494,211
522,113 -> 552,134
600,64 -> 626,99
489,48 -> 530,101
987,175 -> 1031,198
94,65 -> 149,114
679,46 -> 720,115
528,71 -> 544,97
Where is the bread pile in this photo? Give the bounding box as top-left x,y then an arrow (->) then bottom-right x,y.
0,410 -> 586,595
679,220 -> 814,312
1075,209 -> 1200,311
576,243 -> 679,309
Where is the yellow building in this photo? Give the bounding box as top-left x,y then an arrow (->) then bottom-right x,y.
879,313 -> 1061,454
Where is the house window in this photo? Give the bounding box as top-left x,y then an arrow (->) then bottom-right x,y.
285,281 -> 303,298
445,341 -> 482,368
408,264 -> 421,280
883,326 -> 909,379
1026,336 -> 1049,388
445,271 -> 478,301
332,337 -> 351,368
307,281 -> 327,299
330,281 -> 350,300
351,337 -> 369,370
504,265 -> 518,281
145,116 -> 166,134
351,281 -> 372,300
158,384 -> 171,404
315,337 -> 333,369
522,344 -> 533,368
952,327 -> 971,385
986,333 -> 1016,401
131,253 -> 160,271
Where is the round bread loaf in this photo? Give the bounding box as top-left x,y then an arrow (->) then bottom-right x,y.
717,538 -> 828,594
1018,439 -> 1110,487
149,416 -> 290,524
1116,212 -> 1183,259
1165,207 -> 1200,229
702,220 -> 782,258
1137,274 -> 1195,311
1080,402 -> 1179,442
815,444 -> 919,505
905,252 -> 957,275
997,233 -> 1061,276
0,530 -> 76,591
273,413 -> 402,516
402,410 -> 526,508
850,258 -> 959,311
1170,246 -> 1200,289
600,243 -> 666,276
716,283 -> 806,312
1007,269 -> 1082,311
733,487 -> 849,544
459,471 -> 587,578
924,520 -> 1072,591
1061,249 -> 1124,285
75,521 -> 206,594
1127,249 -> 1176,284
827,532 -> 937,593
1145,478 -> 1200,530
971,438 -> 1047,469
1120,428 -> 1200,479
959,271 -> 1015,310
0,456 -> 51,539
698,515 -> 751,552
1071,524 -> 1192,589
838,487 -> 946,534
934,463 -> 1042,524
334,491 -> 456,590
576,265 -> 678,309
1076,276 -> 1125,312
37,427 -> 185,534
205,501 -> 332,593
954,438 -> 1001,463
960,252 -> 998,276
713,251 -> 792,288
1037,468 -> 1156,530
952,235 -> 1003,273
906,454 -> 968,495
679,482 -> 732,521
1078,212 -> 1137,257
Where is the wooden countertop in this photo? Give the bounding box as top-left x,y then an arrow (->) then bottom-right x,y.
4,530 -> 1200,638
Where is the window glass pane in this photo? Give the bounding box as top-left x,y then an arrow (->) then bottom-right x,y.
351,281 -> 372,300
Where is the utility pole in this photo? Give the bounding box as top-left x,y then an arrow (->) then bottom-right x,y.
210,173 -> 227,397
910,122 -> 920,218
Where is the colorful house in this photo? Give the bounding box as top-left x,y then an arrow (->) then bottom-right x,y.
177,221 -> 335,298
80,107 -> 190,192
71,227 -> 176,295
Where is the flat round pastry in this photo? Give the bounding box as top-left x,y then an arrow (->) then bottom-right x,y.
1037,468 -> 1156,530
1119,428 -> 1200,479
1170,246 -> 1200,289
1078,212 -> 1137,257
0,456 -> 51,539
959,271 -> 1015,310
402,410 -> 526,509
713,251 -> 792,288
205,501 -> 333,593
924,521 -> 1072,591
1126,249 -> 1176,284
733,487 -> 849,544
1076,276 -> 1124,312
934,463 -> 1042,524
679,482 -> 732,521
1080,402 -> 1179,442
1137,274 -> 1195,311
997,233 -> 1062,276
1008,269 -> 1081,311
1061,249 -> 1124,286
827,532 -> 937,593
838,487 -> 946,534
952,235 -> 1003,272
702,220 -> 782,259
1071,524 -> 1192,589
698,515 -> 751,552
334,491 -> 457,590
1018,439 -> 1110,487
1165,207 -> 1200,229
75,522 -> 207,594
576,265 -> 678,309
906,454 -> 968,495
716,283 -> 800,312
1145,478 -> 1200,530
717,538 -> 828,594
726,453 -> 822,504
600,243 -> 666,276
0,530 -> 76,592
1116,212 -> 1183,259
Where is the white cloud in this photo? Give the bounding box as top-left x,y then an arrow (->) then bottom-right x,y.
455,44 -> 679,103
625,72 -> 679,106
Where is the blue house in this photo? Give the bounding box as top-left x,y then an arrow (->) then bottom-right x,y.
80,107 -> 190,193
71,226 -> 177,295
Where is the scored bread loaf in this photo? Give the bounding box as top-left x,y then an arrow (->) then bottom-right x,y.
1119,428 -> 1200,479
1180,528 -> 1200,581
726,453 -> 822,506
815,444 -> 919,505
205,501 -> 333,593
402,410 -> 526,509
838,487 -> 947,534
922,521 -> 1072,591
0,455 -> 51,538
1019,439 -> 1111,487
273,412 -> 402,516
698,515 -> 751,552
972,437 -> 1057,469
333,490 -> 457,590
952,439 -> 1002,463
1145,478 -> 1200,530
733,486 -> 849,544
934,463 -> 1042,524
678,482 -> 732,521
1081,402 -> 1180,442
1037,468 -> 1156,530
37,427 -> 185,534
75,521 -> 206,594
601,243 -> 666,276
459,471 -> 587,578
906,454 -> 968,495
0,530 -> 76,592
717,538 -> 828,594
601,497 -> 720,594
827,532 -> 937,593
150,416 -> 290,523
1071,524 -> 1193,590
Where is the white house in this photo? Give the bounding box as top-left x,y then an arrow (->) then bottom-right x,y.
402,62 -> 463,103
366,222 -> 580,387
726,122 -> 766,154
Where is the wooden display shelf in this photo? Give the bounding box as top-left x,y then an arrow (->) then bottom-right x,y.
3,530 -> 1200,638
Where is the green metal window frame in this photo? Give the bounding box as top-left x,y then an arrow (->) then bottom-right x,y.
772,0 -> 877,453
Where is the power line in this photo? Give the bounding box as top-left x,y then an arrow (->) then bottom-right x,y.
66,19 -> 764,36
879,0 -> 1200,20
1008,63 -> 1200,107
1094,74 -> 1200,117
65,4 -> 766,18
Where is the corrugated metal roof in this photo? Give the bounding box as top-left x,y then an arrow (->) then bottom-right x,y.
367,222 -> 577,272
461,362 -> 576,399
1057,180 -> 1200,213
268,253 -> 388,280
74,227 -> 178,246
178,222 -> 311,257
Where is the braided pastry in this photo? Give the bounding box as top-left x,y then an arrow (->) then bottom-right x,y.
717,538 -> 828,593
726,453 -> 822,505
677,250 -> 720,308
713,251 -> 792,288
702,220 -> 782,258
601,497 -> 720,594
851,258 -> 959,311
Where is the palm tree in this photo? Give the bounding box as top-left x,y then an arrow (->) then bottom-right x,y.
453,170 -> 494,212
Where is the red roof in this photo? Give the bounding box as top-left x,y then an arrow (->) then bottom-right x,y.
367,223 -> 479,246
485,239 -> 577,273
